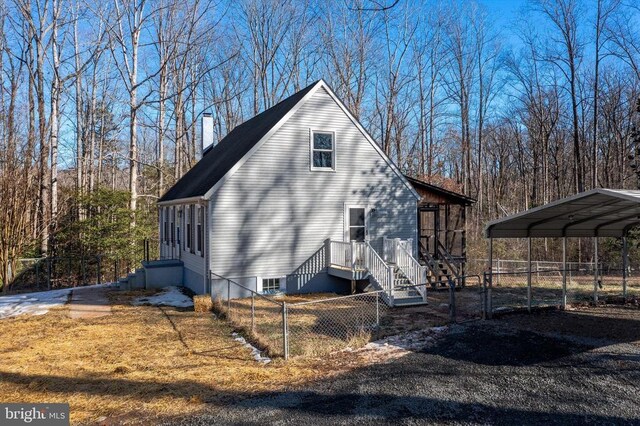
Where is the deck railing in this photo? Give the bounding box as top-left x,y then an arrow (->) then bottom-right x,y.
382,237 -> 412,264
329,240 -> 351,269
329,240 -> 370,270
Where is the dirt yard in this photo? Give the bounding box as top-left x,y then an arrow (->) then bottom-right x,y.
0,290 -> 359,424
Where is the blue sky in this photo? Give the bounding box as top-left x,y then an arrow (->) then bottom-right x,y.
480,0 -> 529,48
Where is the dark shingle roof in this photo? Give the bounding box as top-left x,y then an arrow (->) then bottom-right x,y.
159,81 -> 320,202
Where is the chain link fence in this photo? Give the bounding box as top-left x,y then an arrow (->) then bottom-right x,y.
287,291 -> 388,357
209,272 -> 389,359
485,267 -> 640,316
7,256 -> 104,292
210,273 -> 286,357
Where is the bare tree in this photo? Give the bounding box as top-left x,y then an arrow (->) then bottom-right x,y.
534,0 -> 585,193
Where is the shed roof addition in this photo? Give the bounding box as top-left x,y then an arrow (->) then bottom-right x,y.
485,188 -> 640,238
404,175 -> 476,206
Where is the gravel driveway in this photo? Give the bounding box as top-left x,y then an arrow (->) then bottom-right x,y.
169,305 -> 640,425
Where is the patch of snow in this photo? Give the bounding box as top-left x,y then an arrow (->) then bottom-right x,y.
346,326 -> 449,361
132,286 -> 194,308
0,283 -> 113,320
231,332 -> 271,364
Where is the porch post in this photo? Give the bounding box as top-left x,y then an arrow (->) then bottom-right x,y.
351,240 -> 356,271
324,238 -> 331,269
622,234 -> 628,299
562,237 -> 567,309
487,237 -> 493,319
527,237 -> 532,313
593,236 -> 599,304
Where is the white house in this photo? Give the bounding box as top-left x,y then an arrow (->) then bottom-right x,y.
157,79 -> 467,306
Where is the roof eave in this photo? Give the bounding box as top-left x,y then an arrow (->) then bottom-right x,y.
157,196 -> 206,206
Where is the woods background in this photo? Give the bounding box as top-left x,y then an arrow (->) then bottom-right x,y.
1,0 -> 640,289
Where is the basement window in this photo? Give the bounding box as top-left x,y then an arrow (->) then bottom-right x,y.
261,277 -> 281,294
310,130 -> 335,171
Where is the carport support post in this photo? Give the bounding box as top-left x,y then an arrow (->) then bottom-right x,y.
562,237 -> 567,309
622,235 -> 628,299
487,237 -> 493,319
594,237 -> 599,304
527,237 -> 532,313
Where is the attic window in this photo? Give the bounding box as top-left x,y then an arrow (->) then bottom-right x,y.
311,130 -> 335,170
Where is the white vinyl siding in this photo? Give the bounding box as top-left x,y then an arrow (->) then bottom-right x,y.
208,87 -> 417,278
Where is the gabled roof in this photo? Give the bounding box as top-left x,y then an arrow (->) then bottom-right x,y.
404,175 -> 476,206
159,81 -> 318,203
485,188 -> 640,238
159,79 -> 420,204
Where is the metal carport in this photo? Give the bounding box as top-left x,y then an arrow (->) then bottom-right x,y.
483,188 -> 640,318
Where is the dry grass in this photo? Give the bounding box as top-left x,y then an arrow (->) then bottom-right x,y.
0,290 -> 355,425
217,293 -> 386,357
193,294 -> 213,313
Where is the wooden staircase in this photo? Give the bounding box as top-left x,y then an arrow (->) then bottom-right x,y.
419,240 -> 460,288
325,239 -> 428,307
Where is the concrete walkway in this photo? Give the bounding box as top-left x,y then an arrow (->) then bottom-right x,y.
68,285 -> 112,319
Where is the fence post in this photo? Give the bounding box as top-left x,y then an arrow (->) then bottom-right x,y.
449,278 -> 456,323
487,238 -> 493,319
594,237 -> 599,304
527,238 -> 532,313
251,294 -> 255,333
227,279 -> 231,314
97,256 -> 102,285
47,258 -> 51,290
482,272 -> 486,319
35,261 -> 40,289
114,260 -> 118,283
376,292 -> 380,326
622,235 -> 628,299
282,302 -> 289,360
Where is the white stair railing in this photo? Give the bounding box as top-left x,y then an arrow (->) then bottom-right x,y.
383,237 -> 396,263
395,243 -> 427,300
364,241 -> 394,300
327,238 -> 429,305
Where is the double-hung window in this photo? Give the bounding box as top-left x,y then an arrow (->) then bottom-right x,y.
170,207 -> 175,247
310,130 -> 335,170
163,208 -> 169,244
197,206 -> 203,256
186,206 -> 192,251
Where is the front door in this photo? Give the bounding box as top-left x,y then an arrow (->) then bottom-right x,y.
346,206 -> 367,242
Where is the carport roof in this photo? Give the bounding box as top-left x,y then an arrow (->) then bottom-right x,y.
485,188 -> 640,238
